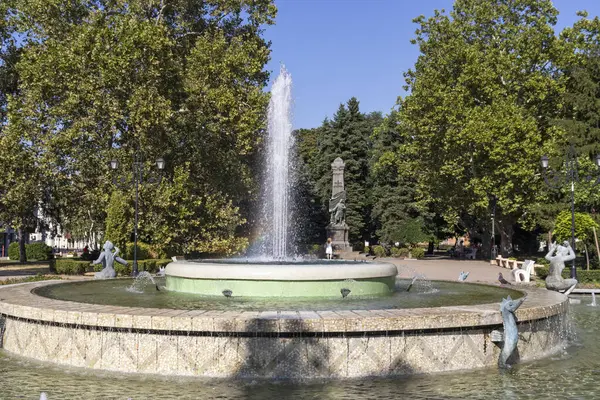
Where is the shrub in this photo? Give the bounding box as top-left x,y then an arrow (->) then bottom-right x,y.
372,245 -> 386,257
53,259 -> 90,275
8,242 -> 53,261
390,247 -> 401,257
124,242 -> 153,260
309,244 -> 322,256
535,257 -> 550,266
8,242 -> 19,260
26,242 -> 53,261
398,248 -> 410,257
352,242 -> 364,252
94,259 -> 172,276
364,246 -> 370,254
411,247 -> 425,259
535,267 -> 600,283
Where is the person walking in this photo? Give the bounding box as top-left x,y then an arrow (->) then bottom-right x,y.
325,238 -> 333,260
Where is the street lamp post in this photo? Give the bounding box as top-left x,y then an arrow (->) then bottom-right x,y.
490,195 -> 497,260
110,154 -> 165,277
540,145 -> 600,280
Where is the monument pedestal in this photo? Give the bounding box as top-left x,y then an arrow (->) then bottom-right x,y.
326,223 -> 350,250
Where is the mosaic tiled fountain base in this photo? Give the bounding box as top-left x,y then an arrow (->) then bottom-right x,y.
0,281 -> 568,379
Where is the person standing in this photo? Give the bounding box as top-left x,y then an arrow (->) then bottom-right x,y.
325,238 -> 333,260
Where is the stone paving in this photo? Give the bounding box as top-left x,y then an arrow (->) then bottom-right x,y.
0,257 -> 520,284
388,257 -> 522,284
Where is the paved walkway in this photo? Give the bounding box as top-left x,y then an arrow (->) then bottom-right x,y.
0,262 -> 90,282
0,257 -> 517,285
386,256 -> 516,285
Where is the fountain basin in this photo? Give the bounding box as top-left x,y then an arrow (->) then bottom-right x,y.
0,280 -> 569,379
165,260 -> 398,297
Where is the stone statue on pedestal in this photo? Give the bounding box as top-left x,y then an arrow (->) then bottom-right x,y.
326,158 -> 350,250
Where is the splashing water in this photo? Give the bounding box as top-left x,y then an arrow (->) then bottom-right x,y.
590,293 -> 597,307
127,271 -> 157,293
263,65 -> 293,260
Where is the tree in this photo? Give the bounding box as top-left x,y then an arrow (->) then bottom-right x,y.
400,0 -> 566,256
2,0 -> 277,255
553,210 -> 598,245
297,98 -> 382,244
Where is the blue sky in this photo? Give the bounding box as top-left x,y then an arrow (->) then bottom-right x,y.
264,0 -> 600,129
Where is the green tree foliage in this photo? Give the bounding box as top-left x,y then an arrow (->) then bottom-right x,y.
559,12 -> 600,158
526,14 -> 600,236
1,0 -> 276,255
553,210 -> 598,252
144,163 -> 248,256
399,0 -> 566,256
297,98 -> 382,243
104,191 -> 132,253
290,130 -> 329,248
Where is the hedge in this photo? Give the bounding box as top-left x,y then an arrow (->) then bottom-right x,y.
52,259 -> 90,275
535,267 -> 600,283
123,242 -> 167,260
8,242 -> 19,260
93,259 -> 171,276
52,258 -> 171,275
26,243 -> 53,261
8,242 -> 52,261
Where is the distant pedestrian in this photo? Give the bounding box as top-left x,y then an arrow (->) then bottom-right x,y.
325,238 -> 333,260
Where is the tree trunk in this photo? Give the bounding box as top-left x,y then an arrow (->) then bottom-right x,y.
18,227 -> 27,264
427,241 -> 434,255
585,243 -> 590,271
480,229 -> 491,260
498,220 -> 514,257
593,227 -> 600,269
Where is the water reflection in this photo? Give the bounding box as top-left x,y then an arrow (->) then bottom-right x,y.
33,279 -> 523,311
1,301 -> 599,399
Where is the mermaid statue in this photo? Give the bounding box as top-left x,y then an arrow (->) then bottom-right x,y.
92,241 -> 128,279
544,241 -> 577,295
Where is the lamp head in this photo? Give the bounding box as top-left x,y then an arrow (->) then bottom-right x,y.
540,155 -> 549,169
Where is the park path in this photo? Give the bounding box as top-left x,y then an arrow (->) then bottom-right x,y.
0,257 -> 517,285
0,262 -> 90,282
385,257 -> 514,285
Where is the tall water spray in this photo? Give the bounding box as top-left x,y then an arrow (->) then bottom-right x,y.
265,65 -> 293,259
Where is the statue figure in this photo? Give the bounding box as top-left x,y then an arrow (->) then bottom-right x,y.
545,241 -> 578,294
498,295 -> 525,368
92,241 -> 128,279
331,199 -> 346,225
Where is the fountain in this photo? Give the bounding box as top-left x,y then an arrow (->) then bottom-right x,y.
0,66 -> 570,382
164,65 -> 397,298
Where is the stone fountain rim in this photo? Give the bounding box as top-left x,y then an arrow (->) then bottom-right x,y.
165,260 -> 398,281
0,280 -> 568,334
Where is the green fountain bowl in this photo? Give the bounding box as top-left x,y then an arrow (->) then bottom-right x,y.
165,259 -> 398,298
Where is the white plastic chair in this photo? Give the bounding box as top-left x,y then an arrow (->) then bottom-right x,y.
512,259 -> 534,283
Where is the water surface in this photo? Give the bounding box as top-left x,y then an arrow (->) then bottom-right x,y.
34,278 -> 523,311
